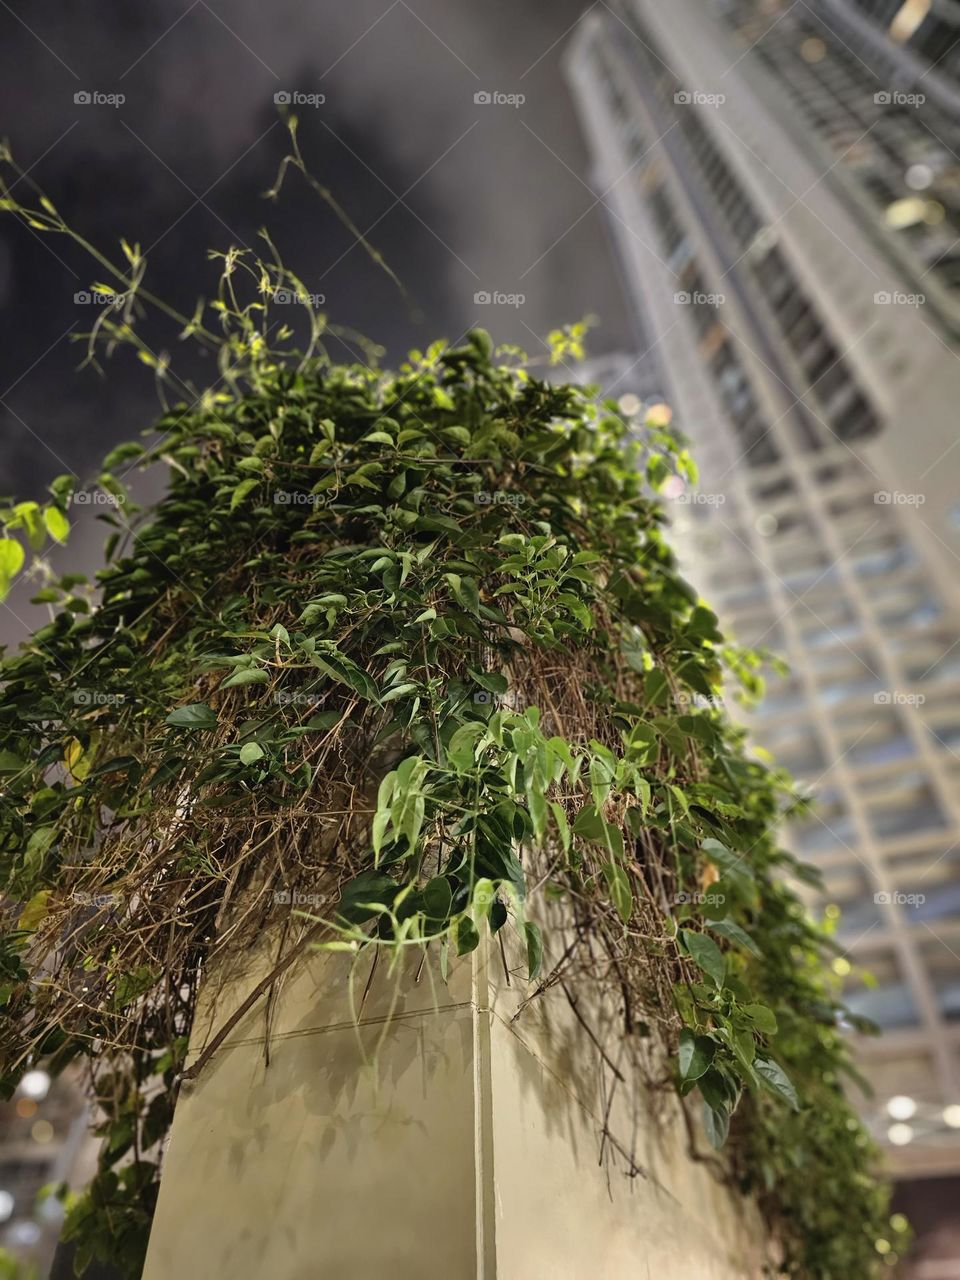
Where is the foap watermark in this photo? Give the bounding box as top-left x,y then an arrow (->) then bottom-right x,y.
675,491 -> 726,506
874,891 -> 926,907
676,691 -> 723,708
674,891 -> 726,907
273,288 -> 325,306
74,90 -> 125,108
472,688 -> 519,709
474,490 -> 525,508
273,690 -> 323,707
874,290 -> 925,308
874,90 -> 925,107
674,289 -> 725,307
70,489 -> 122,507
674,89 -> 725,108
273,889 -> 328,907
474,90 -> 525,108
73,689 -> 125,708
72,891 -> 121,909
874,690 -> 926,707
474,290 -> 525,308
274,90 -> 326,107
274,490 -> 325,506
74,290 -> 126,308
874,490 -> 925,506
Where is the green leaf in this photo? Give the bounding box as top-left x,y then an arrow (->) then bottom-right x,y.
572,804 -> 606,841
18,889 -> 51,931
43,505 -> 70,544
230,477 -> 260,509
467,668 -> 508,695
602,861 -> 632,923
102,441 -> 144,469
380,682 -> 418,702
165,703 -> 218,730
709,918 -> 761,958
755,1058 -> 799,1110
457,915 -> 480,956
549,801 -> 570,852
742,1003 -> 778,1035
422,876 -> 452,922
682,930 -> 726,989
702,1100 -> 730,1149
0,750 -> 27,774
24,827 -> 56,876
447,722 -> 484,772
13,501 -> 45,551
524,921 -> 543,981
472,877 -> 497,918
221,667 -> 270,689
0,537 -> 25,599
336,871 -> 399,925
372,810 -> 391,861
239,742 -> 265,765
678,1028 -> 715,1082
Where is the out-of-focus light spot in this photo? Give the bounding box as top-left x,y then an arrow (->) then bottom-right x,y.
905,163 -> 933,190
924,200 -> 945,225
645,402 -> 673,427
800,37 -> 826,62
755,513 -> 778,537
15,1099 -> 37,1119
832,956 -> 851,977
662,474 -> 685,499
887,1123 -> 913,1145
37,1194 -> 65,1227
885,197 -> 927,228
7,1222 -> 41,1247
824,903 -> 841,921
886,1095 -> 916,1121
618,393 -> 641,417
890,1213 -> 909,1233
0,1192 -> 13,1224
889,0 -> 931,43
875,1238 -> 892,1255
942,1103 -> 960,1128
31,1120 -> 54,1144
19,1070 -> 50,1101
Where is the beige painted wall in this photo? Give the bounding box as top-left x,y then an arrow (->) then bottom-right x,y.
143,931 -> 769,1279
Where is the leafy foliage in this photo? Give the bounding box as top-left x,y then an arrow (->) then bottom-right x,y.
0,163 -> 907,1278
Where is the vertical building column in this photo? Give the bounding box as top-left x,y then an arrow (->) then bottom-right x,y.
143,935 -> 769,1279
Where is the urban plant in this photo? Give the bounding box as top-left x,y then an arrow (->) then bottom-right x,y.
0,142 -> 908,1277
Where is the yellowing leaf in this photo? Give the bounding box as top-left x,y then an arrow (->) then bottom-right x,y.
65,736 -> 95,781
0,538 -> 25,599
43,506 -> 70,543
18,890 -> 51,931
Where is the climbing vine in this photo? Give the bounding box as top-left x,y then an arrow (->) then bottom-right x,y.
0,152 -> 907,1277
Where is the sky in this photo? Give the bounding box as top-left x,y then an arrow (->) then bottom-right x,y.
0,0 -> 632,506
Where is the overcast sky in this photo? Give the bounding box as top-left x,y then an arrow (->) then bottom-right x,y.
0,0 -> 631,506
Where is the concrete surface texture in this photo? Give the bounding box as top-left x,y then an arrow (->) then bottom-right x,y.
142,922 -> 770,1279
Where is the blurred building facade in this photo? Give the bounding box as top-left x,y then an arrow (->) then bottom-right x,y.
566,0 -> 960,1181
0,1069 -> 95,1276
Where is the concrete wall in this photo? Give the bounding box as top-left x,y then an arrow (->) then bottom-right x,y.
143,929 -> 770,1279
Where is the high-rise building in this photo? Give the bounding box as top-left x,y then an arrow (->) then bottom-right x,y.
565,0 -> 960,1177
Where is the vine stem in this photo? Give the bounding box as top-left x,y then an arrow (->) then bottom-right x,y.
178,919 -> 331,1085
